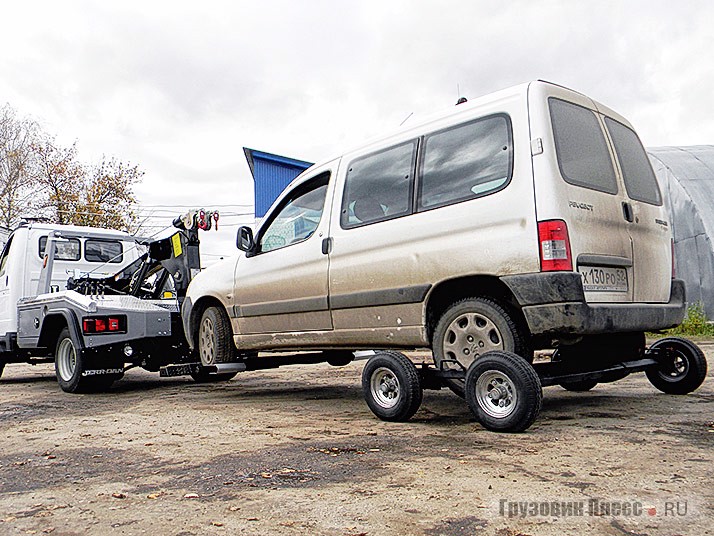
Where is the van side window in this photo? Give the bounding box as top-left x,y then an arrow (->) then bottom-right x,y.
85,239 -> 124,263
341,141 -> 416,229
258,172 -> 330,254
38,236 -> 81,261
549,98 -> 618,195
604,117 -> 662,206
419,114 -> 513,210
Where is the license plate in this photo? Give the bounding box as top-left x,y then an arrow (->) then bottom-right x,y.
578,266 -> 628,292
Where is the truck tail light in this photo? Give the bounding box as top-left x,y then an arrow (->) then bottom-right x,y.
538,220 -> 572,272
83,316 -> 127,334
671,238 -> 675,279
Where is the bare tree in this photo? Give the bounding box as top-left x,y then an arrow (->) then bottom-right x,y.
2,103 -> 144,233
0,104 -> 39,228
73,157 -> 143,232
32,138 -> 84,224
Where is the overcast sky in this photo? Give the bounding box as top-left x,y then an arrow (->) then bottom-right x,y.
1,0 -> 712,260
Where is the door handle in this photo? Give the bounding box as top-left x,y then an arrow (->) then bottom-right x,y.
622,202 -> 634,223
321,237 -> 332,255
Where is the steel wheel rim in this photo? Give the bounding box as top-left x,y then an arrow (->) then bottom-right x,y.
199,316 -> 216,365
442,312 -> 504,369
57,338 -> 77,382
474,369 -> 518,418
658,348 -> 689,382
370,367 -> 401,409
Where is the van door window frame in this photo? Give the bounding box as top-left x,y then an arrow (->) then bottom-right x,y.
252,171 -> 331,256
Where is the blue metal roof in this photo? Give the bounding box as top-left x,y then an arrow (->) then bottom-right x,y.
244,148 -> 313,218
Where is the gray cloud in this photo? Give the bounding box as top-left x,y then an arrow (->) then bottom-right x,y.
1,0 -> 712,256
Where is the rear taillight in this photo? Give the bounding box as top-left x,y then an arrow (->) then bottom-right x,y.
671,238 -> 675,279
82,316 -> 127,334
538,219 -> 572,271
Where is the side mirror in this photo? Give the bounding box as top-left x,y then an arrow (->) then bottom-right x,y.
236,226 -> 254,252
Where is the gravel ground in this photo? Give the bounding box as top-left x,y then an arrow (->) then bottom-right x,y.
0,344 -> 712,536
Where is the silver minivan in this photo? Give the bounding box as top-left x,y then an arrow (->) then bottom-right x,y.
183,80 -> 688,402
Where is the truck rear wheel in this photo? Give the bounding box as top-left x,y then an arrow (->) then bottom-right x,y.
432,297 -> 532,398
198,306 -> 234,366
55,328 -> 116,393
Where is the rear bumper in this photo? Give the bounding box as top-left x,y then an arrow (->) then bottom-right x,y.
501,273 -> 687,336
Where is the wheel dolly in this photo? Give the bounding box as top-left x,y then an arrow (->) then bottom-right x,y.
360,338 -> 708,432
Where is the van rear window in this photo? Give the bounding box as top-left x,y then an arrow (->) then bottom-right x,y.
604,117 -> 662,206
38,236 -> 81,261
549,98 -> 618,195
85,239 -> 123,263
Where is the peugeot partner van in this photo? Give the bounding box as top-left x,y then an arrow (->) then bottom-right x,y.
182,80 -> 686,393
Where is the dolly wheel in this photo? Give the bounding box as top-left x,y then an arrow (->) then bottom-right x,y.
362,352 -> 422,422
465,350 -> 542,433
646,337 -> 707,395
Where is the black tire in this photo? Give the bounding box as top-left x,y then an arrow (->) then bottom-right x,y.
54,328 -> 117,393
362,351 -> 422,422
190,366 -> 238,383
465,350 -> 542,433
432,297 -> 532,398
559,379 -> 598,392
0,361 -> 4,379
646,337 -> 707,395
197,306 -> 234,366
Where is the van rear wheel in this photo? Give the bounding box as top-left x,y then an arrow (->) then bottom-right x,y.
432,297 -> 532,398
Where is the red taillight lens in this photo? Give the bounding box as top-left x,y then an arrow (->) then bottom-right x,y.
538,220 -> 572,271
82,316 -> 126,334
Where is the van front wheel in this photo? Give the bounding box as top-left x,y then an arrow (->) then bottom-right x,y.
198,306 -> 234,366
432,297 -> 532,398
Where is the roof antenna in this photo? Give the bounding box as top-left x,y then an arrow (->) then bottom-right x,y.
456,83 -> 467,105
399,112 -> 414,126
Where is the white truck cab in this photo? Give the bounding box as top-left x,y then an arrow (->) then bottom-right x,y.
183,80 -> 686,397
0,223 -> 141,352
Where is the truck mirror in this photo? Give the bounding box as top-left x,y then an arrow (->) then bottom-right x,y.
236,226 -> 254,252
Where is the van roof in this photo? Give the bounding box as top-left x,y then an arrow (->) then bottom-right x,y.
275,80 -> 632,207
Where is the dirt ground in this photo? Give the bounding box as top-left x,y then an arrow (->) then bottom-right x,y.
0,344 -> 712,536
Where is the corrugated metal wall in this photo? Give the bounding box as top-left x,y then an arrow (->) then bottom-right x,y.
244,149 -> 312,218
648,146 -> 714,317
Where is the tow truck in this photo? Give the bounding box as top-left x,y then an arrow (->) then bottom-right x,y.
0,211 -> 231,392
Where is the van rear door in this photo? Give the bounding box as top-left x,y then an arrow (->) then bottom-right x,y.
530,82 -> 671,305
530,83 -> 634,303
599,114 -> 671,303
